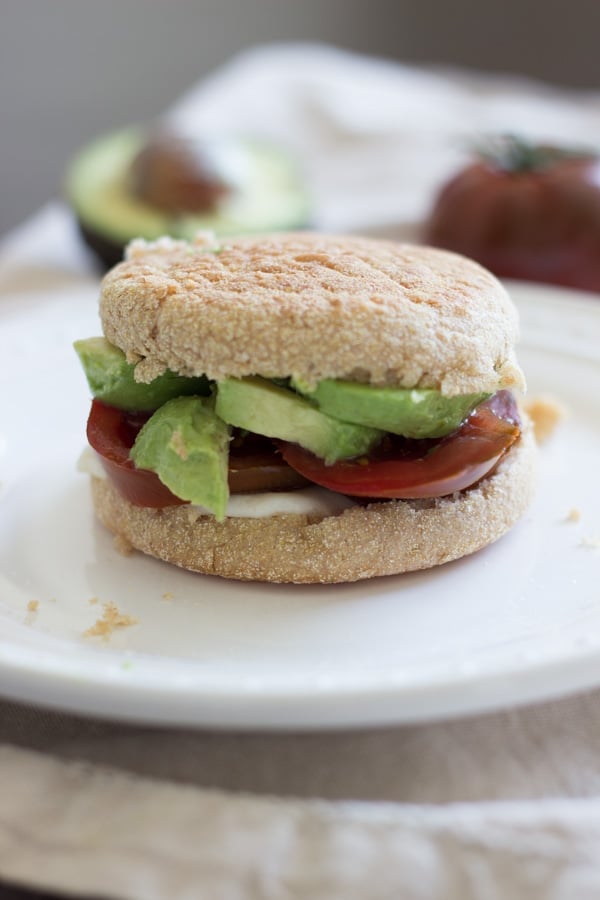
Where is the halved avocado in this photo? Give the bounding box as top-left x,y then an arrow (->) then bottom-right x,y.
65,127 -> 312,269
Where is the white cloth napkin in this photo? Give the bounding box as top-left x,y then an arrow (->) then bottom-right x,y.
4,43 -> 600,900
166,42 -> 600,230
3,740 -> 600,900
3,686 -> 600,900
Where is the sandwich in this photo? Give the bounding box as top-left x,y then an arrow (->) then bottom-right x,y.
75,232 -> 535,584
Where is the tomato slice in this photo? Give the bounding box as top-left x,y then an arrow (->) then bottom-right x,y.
86,400 -> 309,507
278,392 -> 521,499
87,392 -> 520,508
87,400 -> 185,508
228,433 -> 310,493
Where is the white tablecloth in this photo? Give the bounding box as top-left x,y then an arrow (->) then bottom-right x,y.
3,43 -> 600,900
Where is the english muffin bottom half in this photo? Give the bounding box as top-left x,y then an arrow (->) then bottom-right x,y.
75,232 -> 535,583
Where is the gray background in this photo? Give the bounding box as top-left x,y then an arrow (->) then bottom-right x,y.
2,0 -> 600,236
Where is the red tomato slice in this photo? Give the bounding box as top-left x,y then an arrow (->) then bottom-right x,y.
278,392 -> 521,499
87,400 -> 185,508
86,400 -> 308,507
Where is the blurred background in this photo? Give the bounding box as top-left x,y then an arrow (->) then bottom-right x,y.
2,0 -> 600,236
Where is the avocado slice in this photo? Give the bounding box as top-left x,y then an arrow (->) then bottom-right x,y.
66,127 -> 311,269
215,377 -> 382,463
130,396 -> 230,520
74,337 -> 210,411
299,379 -> 489,439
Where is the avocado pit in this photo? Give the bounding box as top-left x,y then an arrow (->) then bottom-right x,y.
128,132 -> 234,214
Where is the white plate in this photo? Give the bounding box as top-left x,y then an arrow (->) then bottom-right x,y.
1,278 -> 600,730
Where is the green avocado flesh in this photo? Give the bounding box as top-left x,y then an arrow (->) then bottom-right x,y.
215,377 -> 382,464
77,338 -> 492,508
130,396 -> 230,520
301,380 -> 490,439
66,127 -> 311,247
74,337 -> 210,411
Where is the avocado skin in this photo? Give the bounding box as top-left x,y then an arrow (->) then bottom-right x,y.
74,337 -> 210,411
303,380 -> 490,439
216,377 -> 382,463
130,396 -> 230,520
77,221 -> 126,270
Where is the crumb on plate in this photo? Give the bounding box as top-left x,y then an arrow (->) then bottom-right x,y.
83,601 -> 138,641
113,534 -> 134,556
564,507 -> 582,524
24,599 -> 40,625
523,394 -> 567,444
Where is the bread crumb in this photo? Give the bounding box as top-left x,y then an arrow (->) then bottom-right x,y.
88,596 -> 99,605
581,535 -> 600,551
113,533 -> 134,556
126,235 -> 186,259
523,394 -> 567,444
83,602 -> 138,641
125,232 -> 218,259
24,599 -> 39,625
162,591 -> 175,601
564,507 -> 582,523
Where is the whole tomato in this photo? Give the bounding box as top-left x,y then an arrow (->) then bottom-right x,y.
424,136 -> 600,293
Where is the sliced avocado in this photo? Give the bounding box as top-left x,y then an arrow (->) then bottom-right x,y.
130,396 -> 230,520
215,377 -> 382,463
66,127 -> 311,268
74,337 -> 210,411
298,380 -> 489,439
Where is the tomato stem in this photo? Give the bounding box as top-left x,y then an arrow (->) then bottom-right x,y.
476,134 -> 595,173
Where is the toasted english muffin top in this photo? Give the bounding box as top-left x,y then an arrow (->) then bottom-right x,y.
99,232 -> 525,394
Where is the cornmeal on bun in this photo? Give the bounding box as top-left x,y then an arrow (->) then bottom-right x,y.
75,232 -> 535,583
